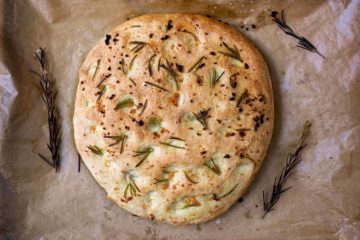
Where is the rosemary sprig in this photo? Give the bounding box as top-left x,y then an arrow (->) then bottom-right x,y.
148,54 -> 157,76
87,145 -> 103,156
120,58 -> 126,75
133,146 -> 154,167
115,98 -> 134,109
31,48 -> 62,172
236,89 -> 249,107
104,134 -> 128,153
129,41 -> 147,53
204,158 -> 221,175
129,77 -> 137,86
128,54 -> 138,72
139,99 -> 148,116
271,10 -> 325,59
230,74 -> 237,88
154,178 -> 169,184
182,197 -> 201,209
209,69 -> 225,88
213,183 -> 238,201
78,153 -> 81,173
184,170 -> 198,184
193,108 -> 211,129
154,171 -> 174,189
159,141 -> 187,150
188,56 -> 205,73
90,59 -> 100,80
180,29 -> 199,42
159,59 -> 179,90
262,121 -> 312,218
124,175 -> 140,199
96,85 -> 107,102
219,42 -> 242,62
144,81 -> 169,92
169,136 -> 184,141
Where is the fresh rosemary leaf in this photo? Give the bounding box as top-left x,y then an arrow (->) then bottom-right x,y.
213,183 -> 238,200
124,175 -> 140,199
139,99 -> 148,116
31,48 -> 61,172
128,54 -> 138,72
129,77 -> 137,86
130,25 -> 141,28
159,141 -> 187,150
182,197 -> 201,209
148,54 -> 157,76
262,121 -> 311,218
169,136 -> 184,141
219,42 -> 242,62
184,170 -> 198,184
133,147 -> 154,167
154,178 -> 169,184
148,117 -> 162,132
204,158 -> 221,175
193,108 -> 211,129
129,41 -> 147,53
144,81 -> 169,92
209,69 -> 225,88
230,74 -> 237,88
89,59 -> 100,80
96,85 -> 107,102
236,89 -> 248,107
188,56 -> 205,73
87,145 -> 103,156
180,29 -> 199,42
271,10 -> 325,59
120,58 -> 126,75
104,134 -> 128,153
115,98 -> 134,109
159,59 -> 179,90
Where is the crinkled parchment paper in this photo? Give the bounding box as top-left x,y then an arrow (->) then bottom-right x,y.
1,0 -> 359,239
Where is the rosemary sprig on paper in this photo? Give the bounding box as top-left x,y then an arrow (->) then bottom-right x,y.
87,145 -> 103,156
129,41 -> 147,53
133,146 -> 154,167
262,121 -> 312,218
219,42 -> 242,62
193,108 -> 211,130
31,48 -> 62,172
104,134 -> 128,153
271,10 -> 325,59
204,158 -> 221,176
159,59 -> 179,90
124,175 -> 140,199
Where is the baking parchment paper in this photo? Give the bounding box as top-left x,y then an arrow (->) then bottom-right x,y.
0,0 -> 359,239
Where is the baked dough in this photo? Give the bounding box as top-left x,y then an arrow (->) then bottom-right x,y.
74,13 -> 273,225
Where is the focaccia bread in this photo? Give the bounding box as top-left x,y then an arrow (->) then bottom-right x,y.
74,13 -> 274,225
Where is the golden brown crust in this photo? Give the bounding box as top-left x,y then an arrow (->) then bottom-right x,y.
73,13 -> 274,225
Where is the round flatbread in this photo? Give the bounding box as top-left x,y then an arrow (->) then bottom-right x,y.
74,13 -> 274,225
